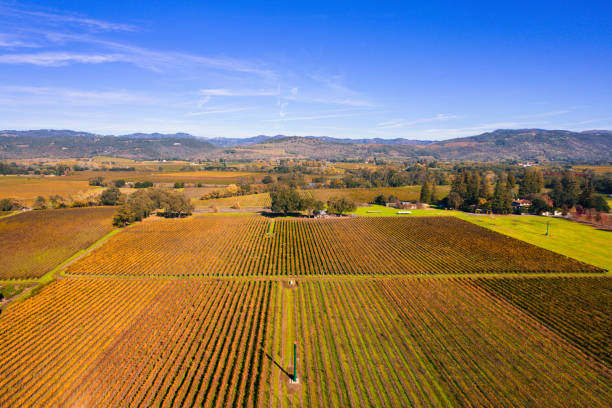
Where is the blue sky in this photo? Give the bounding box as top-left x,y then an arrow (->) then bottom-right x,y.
0,1 -> 611,140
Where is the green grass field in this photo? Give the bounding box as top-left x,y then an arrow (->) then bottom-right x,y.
351,204 -> 455,216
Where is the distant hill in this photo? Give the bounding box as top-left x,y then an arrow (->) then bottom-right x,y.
425,129 -> 612,162
0,130 -> 214,160
0,128 -> 610,162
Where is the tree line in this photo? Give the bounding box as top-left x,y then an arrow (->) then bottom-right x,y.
433,167 -> 609,214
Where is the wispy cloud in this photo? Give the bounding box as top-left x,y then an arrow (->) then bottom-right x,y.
0,4 -> 136,31
0,33 -> 39,48
378,114 -> 460,129
0,85 -> 157,105
199,88 -> 279,96
0,52 -> 122,66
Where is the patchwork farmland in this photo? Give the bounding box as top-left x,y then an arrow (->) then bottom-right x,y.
0,213 -> 609,407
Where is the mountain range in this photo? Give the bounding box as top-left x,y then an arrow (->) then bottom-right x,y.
0,129 -> 610,162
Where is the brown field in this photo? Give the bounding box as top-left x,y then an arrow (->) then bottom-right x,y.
63,170 -> 261,185
0,207 -> 115,279
0,277 -> 609,407
196,192 -> 271,209
572,165 -> 612,174
67,216 -> 602,276
307,185 -> 450,204
0,176 -> 98,205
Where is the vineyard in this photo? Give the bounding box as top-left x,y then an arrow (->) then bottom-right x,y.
0,277 -> 610,407
475,276 -> 611,365
67,215 -> 603,276
0,207 -> 116,279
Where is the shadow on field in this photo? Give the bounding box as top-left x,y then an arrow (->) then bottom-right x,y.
263,349 -> 292,379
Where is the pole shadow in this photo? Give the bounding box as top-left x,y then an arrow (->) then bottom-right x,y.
262,349 -> 292,379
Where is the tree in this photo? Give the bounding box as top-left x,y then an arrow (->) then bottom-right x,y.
160,191 -> 194,217
530,198 -> 552,215
0,198 -> 22,211
518,168 -> 543,197
551,171 -> 580,208
445,192 -> 463,209
492,178 -> 513,214
48,195 -> 65,208
270,187 -> 304,214
174,181 -> 185,189
112,188 -> 192,227
134,181 -> 153,188
225,184 -> 239,196
507,172 -> 516,190
326,197 -> 356,215
88,176 -> 104,186
419,180 -> 433,203
262,175 -> 274,184
465,171 -> 481,205
99,187 -> 123,206
114,179 -> 126,188
33,196 -> 47,210
373,194 -> 387,206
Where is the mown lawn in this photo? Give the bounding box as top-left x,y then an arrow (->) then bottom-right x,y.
351,204 -> 454,216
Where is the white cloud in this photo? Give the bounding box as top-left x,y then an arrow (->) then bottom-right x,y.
0,52 -> 122,66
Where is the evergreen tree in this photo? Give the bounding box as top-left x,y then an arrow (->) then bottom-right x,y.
507,172 -> 516,190
519,168 -> 543,197
465,171 -> 481,205
492,178 -> 513,214
419,180 -> 432,203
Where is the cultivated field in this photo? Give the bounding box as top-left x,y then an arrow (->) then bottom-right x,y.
197,193 -> 271,209
0,207 -> 115,279
64,170 -> 260,185
0,277 -> 609,407
67,216 -> 602,276
476,276 -> 611,365
0,176 -> 97,205
460,215 -> 612,271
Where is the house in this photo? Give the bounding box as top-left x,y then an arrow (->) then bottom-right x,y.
397,202 -> 419,210
512,199 -> 532,208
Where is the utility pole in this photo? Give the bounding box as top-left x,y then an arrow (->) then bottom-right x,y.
546,221 -> 550,236
293,342 -> 297,382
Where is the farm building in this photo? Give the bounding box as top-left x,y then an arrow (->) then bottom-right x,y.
512,199 -> 532,208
